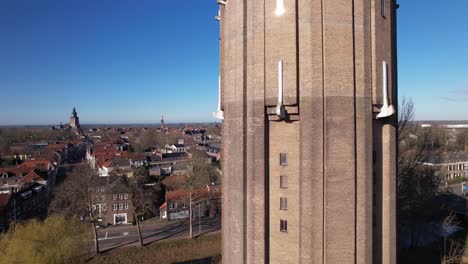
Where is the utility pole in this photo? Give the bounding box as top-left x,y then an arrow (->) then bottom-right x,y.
13,199 -> 16,229
198,202 -> 201,235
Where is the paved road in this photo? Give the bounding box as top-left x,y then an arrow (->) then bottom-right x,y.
97,217 -> 220,251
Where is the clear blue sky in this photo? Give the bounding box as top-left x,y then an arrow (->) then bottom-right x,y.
0,0 -> 466,125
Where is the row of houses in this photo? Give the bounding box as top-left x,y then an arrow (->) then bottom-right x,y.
0,140 -> 86,230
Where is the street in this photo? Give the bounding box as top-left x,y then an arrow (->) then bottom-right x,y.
96,217 -> 221,251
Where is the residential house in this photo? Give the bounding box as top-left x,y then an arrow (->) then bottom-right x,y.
170,144 -> 186,153
0,183 -> 48,230
98,158 -> 133,177
206,144 -> 221,162
159,174 -> 221,220
92,176 -> 134,225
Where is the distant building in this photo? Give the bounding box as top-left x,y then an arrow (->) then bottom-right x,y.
170,144 -> 186,153
424,153 -> 468,180
69,107 -> 80,130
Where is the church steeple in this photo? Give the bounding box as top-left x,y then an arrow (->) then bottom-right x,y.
160,115 -> 166,131
71,107 -> 78,118
69,107 -> 80,130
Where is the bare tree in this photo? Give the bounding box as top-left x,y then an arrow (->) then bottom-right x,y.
441,211 -> 463,264
183,162 -> 209,239
125,166 -> 160,246
397,98 -> 442,248
49,164 -> 102,255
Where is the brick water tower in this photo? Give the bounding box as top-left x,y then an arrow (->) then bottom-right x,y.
216,0 -> 398,263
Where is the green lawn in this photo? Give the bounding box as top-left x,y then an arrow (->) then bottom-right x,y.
89,233 -> 221,264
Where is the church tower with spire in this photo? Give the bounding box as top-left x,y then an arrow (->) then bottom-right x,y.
160,115 -> 166,131
69,107 -> 80,130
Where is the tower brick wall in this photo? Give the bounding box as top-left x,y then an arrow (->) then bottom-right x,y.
219,1 -> 398,263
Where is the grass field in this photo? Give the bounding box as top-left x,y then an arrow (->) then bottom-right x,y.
89,233 -> 221,264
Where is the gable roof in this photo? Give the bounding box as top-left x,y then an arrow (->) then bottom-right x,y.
0,166 -> 35,177
18,170 -> 46,183
161,174 -> 186,190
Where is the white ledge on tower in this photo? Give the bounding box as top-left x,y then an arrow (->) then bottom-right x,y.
217,0 -> 226,6
276,61 -> 286,120
377,61 -> 395,119
275,0 -> 285,16
215,9 -> 221,21
213,75 -> 224,120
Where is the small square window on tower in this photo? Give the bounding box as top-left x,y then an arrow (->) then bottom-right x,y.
280,197 -> 287,210
280,175 -> 287,188
280,220 -> 288,232
280,153 -> 287,166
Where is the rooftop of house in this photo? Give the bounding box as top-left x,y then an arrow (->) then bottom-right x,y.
162,152 -> 188,160
93,176 -> 130,194
0,166 -> 36,177
425,152 -> 468,164
161,174 -> 186,190
18,169 -> 46,183
165,185 -> 221,203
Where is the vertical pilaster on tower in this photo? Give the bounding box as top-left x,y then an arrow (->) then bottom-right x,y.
220,0 -> 397,263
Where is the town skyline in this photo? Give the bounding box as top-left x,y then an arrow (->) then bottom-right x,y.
1,0 -> 468,125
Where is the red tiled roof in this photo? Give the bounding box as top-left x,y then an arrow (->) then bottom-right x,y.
101,159 -> 113,168
159,202 -> 167,209
18,170 -> 45,183
161,175 -> 186,189
166,187 -> 209,202
46,143 -> 68,151
0,166 -> 34,176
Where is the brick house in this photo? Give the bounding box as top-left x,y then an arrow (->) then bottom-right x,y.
92,176 -> 134,225
159,174 -> 221,220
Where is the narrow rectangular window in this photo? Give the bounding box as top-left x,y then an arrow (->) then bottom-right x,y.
113,204 -> 118,211
112,194 -> 117,200
124,194 -> 129,200
119,203 -> 123,210
280,175 -> 287,188
280,197 -> 287,210
280,153 -> 287,166
124,203 -> 128,210
280,220 -> 288,232
381,0 -> 385,18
